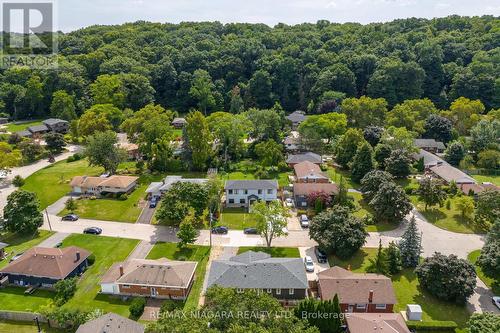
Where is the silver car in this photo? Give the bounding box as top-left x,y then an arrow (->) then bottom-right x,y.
304,256 -> 315,272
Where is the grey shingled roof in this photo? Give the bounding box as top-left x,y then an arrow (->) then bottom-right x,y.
28,124 -> 49,133
286,110 -> 307,123
207,251 -> 308,290
171,117 -> 187,124
414,139 -> 446,150
16,130 -> 32,137
412,149 -> 445,167
0,242 -> 8,250
286,152 -> 322,164
43,118 -> 68,126
225,179 -> 278,190
76,313 -> 144,333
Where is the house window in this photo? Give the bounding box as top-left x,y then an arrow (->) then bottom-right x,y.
356,304 -> 366,310
267,189 -> 273,194
236,288 -> 244,293
244,190 -> 248,194
267,289 -> 272,293
122,285 -> 130,289
229,199 -> 234,204
289,288 -> 294,295
301,202 -> 307,207
240,199 -> 245,204
276,288 -> 281,295
234,190 -> 239,194
228,189 -> 233,194
375,304 -> 386,310
258,189 -> 262,194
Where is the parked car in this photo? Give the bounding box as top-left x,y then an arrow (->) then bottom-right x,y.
61,213 -> 79,221
212,226 -> 228,234
83,227 -> 102,235
304,256 -> 315,272
492,296 -> 500,310
9,252 -> 24,262
243,227 -> 258,234
285,198 -> 294,207
300,214 -> 309,228
314,246 -> 328,263
149,198 -> 158,208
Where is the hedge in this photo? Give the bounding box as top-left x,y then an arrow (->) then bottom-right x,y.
406,321 -> 458,331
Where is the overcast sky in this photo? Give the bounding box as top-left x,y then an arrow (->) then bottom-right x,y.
7,0 -> 500,32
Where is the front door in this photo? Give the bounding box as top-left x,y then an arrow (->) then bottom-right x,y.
151,287 -> 158,297
347,305 -> 353,313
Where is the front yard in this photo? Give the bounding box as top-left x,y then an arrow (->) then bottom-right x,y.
146,242 -> 210,310
237,246 -> 300,258
411,195 -> 483,234
328,248 -> 471,329
61,234 -> 139,316
349,192 -> 399,232
468,250 -> 499,294
218,208 -> 260,229
0,230 -> 54,269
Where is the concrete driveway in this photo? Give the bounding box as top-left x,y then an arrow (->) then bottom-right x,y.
299,246 -> 330,281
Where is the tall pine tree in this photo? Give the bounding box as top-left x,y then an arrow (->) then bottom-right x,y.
399,215 -> 422,268
367,239 -> 389,275
386,241 -> 403,275
351,142 -> 375,183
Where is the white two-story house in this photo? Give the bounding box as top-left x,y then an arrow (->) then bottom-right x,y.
224,180 -> 279,208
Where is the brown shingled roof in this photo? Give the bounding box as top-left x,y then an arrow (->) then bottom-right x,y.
317,266 -> 396,304
0,246 -> 91,279
346,313 -> 410,333
293,161 -> 328,181
70,175 -> 139,189
293,182 -> 338,196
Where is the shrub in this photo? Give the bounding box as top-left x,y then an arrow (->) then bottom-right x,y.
160,300 -> 182,314
445,199 -> 451,210
120,194 -> 128,201
54,277 -> 78,306
12,175 -> 25,187
129,297 -> 146,318
86,254 -> 95,266
406,321 -> 458,331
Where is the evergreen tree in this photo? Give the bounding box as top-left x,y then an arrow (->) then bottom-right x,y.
386,241 -> 403,275
350,142 -> 375,183
367,239 -> 389,275
385,149 -> 412,178
295,296 -> 342,333
399,216 -> 422,268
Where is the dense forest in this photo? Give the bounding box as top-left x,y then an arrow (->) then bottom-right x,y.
0,15 -> 499,120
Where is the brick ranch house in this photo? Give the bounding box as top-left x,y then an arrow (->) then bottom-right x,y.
0,246 -> 91,288
70,175 -> 139,196
100,258 -> 197,300
317,267 -> 396,313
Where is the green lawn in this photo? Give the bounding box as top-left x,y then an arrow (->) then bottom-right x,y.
61,234 -> 139,316
350,192 -> 399,232
0,287 -> 55,312
4,120 -> 43,133
326,166 -> 356,189
146,242 -> 210,310
22,159 -> 103,209
0,230 -> 54,269
411,195 -> 483,234
220,171 -> 290,187
218,208 -> 260,229
472,174 -> 500,186
329,248 -> 470,329
468,250 -> 499,294
237,246 -> 300,258
0,320 -> 64,333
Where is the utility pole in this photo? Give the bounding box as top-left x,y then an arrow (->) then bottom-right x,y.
45,208 -> 52,231
34,317 -> 41,333
209,211 -> 213,248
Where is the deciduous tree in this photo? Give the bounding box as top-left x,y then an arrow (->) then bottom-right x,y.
85,130 -> 126,174
252,200 -> 290,248
369,182 -> 412,223
3,190 -> 43,234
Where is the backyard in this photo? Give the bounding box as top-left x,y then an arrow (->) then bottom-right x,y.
468,250 -> 499,294
349,192 -> 400,232
472,173 -> 500,186
328,248 -> 471,329
60,234 -> 139,316
0,230 -> 54,269
3,120 -> 43,133
218,208 -> 260,229
146,242 -> 210,310
0,320 -> 64,333
325,166 -> 356,189
237,246 -> 300,257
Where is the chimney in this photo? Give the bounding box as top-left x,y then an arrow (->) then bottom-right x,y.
119,265 -> 124,277
75,251 -> 80,262
368,290 -> 374,303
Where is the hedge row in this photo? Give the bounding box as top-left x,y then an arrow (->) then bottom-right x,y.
406,320 -> 458,331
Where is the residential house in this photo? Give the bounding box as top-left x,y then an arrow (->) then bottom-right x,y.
414,138 -> 446,153
0,246 -> 91,288
294,161 -> 329,183
207,251 -> 308,302
100,258 -> 197,300
0,117 -> 8,124
0,242 -> 7,259
16,130 -> 32,138
286,110 -> 307,129
284,131 -> 301,152
317,266 -> 396,313
27,124 -> 49,136
43,118 -> 69,133
293,183 -> 338,208
118,142 -> 141,160
346,313 -> 410,333
171,117 -> 187,129
412,149 -> 445,169
70,175 -> 139,196
286,152 -> 322,167
429,163 -> 476,185
76,313 -> 144,333
146,175 -> 208,199
224,180 -> 278,207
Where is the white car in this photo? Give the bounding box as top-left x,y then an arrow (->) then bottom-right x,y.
285,198 -> 294,207
492,296 -> 500,310
304,256 -> 315,272
300,215 -> 309,228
